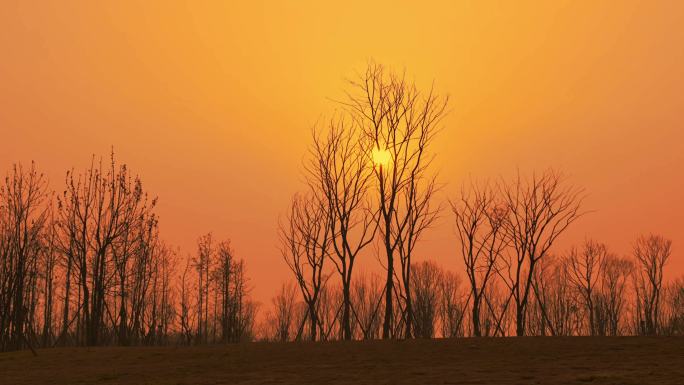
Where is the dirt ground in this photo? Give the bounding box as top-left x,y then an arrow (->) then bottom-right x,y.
0,337 -> 682,385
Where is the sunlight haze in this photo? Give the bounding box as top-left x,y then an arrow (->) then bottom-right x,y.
2,0 -> 683,305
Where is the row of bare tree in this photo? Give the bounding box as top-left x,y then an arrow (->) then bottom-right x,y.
452,179 -> 679,337
2,64 -> 682,352
1,155 -> 681,352
276,63 -> 682,341
0,155 -> 256,352
270,235 -> 682,341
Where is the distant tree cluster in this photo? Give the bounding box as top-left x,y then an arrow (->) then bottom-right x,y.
0,154 -> 257,352
180,233 -> 256,345
273,63 -> 684,342
450,178 -> 681,338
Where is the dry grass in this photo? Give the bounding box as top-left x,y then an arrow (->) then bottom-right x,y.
0,337 -> 682,384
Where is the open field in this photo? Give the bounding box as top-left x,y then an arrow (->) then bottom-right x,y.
1,337 -> 682,385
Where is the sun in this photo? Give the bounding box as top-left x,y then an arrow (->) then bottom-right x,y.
371,147 -> 391,168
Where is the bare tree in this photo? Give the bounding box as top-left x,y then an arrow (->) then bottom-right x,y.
345,63 -> 448,338
148,242 -> 176,345
499,170 -> 584,336
596,254 -> 632,336
0,163 -> 49,351
410,260 -> 442,338
280,192 -> 331,341
214,240 -> 235,342
451,181 -> 508,337
633,234 -> 671,335
566,239 -> 607,335
179,256 -> 195,345
192,233 -> 255,344
40,202 -> 58,347
535,257 -> 581,336
307,115 -> 376,340
662,278 -> 684,336
265,282 -> 299,342
213,242 -> 256,343
529,254 -> 585,336
396,170 -> 440,339
437,269 -> 466,338
111,175 -> 158,346
56,152 -> 157,346
194,233 -> 213,343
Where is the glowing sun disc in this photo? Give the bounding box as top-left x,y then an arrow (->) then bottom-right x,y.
372,147 -> 391,167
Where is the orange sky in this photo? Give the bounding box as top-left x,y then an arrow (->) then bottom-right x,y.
2,1 -> 683,304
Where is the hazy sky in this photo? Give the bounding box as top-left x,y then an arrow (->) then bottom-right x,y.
2,1 -> 683,304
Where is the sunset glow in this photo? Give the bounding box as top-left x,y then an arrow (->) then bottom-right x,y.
372,147 -> 391,168
2,2 -> 684,382
1,0 -> 682,307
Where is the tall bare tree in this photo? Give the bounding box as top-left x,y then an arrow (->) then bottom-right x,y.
112,175 -> 157,346
566,239 -> 607,336
0,163 -> 49,351
280,192 -> 331,341
499,170 -> 584,336
307,115 -> 376,340
56,152 -> 157,346
345,63 -> 448,338
214,240 -> 236,342
451,181 -> 508,337
191,233 -> 256,344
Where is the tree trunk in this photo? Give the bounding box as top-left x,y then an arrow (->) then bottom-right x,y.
382,248 -> 393,339
404,275 -> 413,339
472,297 -> 481,337
342,283 -> 352,340
516,303 -> 525,337
309,303 -> 317,342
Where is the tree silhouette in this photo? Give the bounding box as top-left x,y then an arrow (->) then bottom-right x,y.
344,63 -> 448,338
498,170 -> 584,336
451,180 -> 508,337
306,115 -> 376,340
633,234 -> 671,335
280,192 -> 331,341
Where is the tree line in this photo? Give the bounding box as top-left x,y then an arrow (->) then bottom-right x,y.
1,64 -> 682,353
0,155 -> 256,352
274,63 -> 683,341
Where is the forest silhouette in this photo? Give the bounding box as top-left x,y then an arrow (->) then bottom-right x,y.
1,64 -> 682,355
